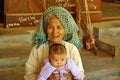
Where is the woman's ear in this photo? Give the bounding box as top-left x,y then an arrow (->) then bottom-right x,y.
44,27 -> 48,37
63,33 -> 72,41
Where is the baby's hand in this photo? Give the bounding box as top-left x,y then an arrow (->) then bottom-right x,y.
49,70 -> 60,80
63,70 -> 73,80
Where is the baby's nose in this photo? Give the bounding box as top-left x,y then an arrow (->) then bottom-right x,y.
57,62 -> 61,65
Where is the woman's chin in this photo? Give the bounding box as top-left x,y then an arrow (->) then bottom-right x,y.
51,39 -> 62,43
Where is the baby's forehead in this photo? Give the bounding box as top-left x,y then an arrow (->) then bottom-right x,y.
49,44 -> 66,54
52,54 -> 67,60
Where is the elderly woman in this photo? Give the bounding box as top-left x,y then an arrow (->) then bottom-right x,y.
24,6 -> 85,80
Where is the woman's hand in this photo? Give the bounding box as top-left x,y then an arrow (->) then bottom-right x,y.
63,70 -> 73,80
49,70 -> 60,80
49,70 -> 73,80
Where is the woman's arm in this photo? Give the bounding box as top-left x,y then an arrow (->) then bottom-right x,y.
70,45 -> 85,80
37,59 -> 57,80
65,42 -> 85,80
24,46 -> 40,80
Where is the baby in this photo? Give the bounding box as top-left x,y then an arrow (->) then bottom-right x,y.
37,43 -> 82,80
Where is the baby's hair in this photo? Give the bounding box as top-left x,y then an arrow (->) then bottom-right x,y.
49,43 -> 67,55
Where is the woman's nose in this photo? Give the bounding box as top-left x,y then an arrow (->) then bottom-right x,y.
53,28 -> 57,33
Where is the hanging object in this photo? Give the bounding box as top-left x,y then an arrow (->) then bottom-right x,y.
84,0 -> 99,55
76,0 -> 81,30
84,36 -> 91,50
75,0 -> 83,46
76,0 -> 99,55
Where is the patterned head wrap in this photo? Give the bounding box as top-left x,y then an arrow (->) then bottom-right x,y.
33,6 -> 82,48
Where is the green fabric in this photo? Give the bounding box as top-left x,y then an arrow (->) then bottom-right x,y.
33,6 -> 82,48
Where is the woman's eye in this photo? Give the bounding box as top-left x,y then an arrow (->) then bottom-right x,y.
48,25 -> 52,28
57,25 -> 63,29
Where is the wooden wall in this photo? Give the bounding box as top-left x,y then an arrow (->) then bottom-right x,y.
46,0 -> 76,13
80,0 -> 102,22
4,0 -> 102,28
4,0 -> 45,13
4,0 -> 45,27
4,0 -> 77,27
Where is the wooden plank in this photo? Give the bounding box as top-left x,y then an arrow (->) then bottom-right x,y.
80,0 -> 101,11
46,0 -> 76,14
5,13 -> 41,28
4,0 -> 45,13
4,0 -> 45,27
81,11 -> 102,22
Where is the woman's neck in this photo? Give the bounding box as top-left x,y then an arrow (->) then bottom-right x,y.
48,40 -> 62,47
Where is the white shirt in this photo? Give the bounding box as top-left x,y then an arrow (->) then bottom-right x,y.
24,41 -> 85,80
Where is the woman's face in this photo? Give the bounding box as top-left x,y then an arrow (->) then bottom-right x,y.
46,17 -> 64,43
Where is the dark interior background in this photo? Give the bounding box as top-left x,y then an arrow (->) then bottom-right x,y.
0,0 -> 4,23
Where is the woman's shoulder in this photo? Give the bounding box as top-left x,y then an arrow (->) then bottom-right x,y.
31,42 -> 48,57
64,41 -> 79,52
64,41 -> 76,47
32,42 -> 46,50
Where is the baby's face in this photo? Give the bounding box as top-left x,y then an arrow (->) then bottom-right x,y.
50,53 -> 66,67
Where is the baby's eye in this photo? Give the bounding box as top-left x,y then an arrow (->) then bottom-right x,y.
61,59 -> 64,61
55,60 -> 58,61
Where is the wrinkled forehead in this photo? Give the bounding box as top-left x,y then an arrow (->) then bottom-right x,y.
44,14 -> 58,27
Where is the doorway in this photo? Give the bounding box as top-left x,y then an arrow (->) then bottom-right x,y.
0,0 -> 4,23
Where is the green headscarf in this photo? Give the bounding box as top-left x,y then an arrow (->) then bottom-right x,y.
33,6 -> 82,48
